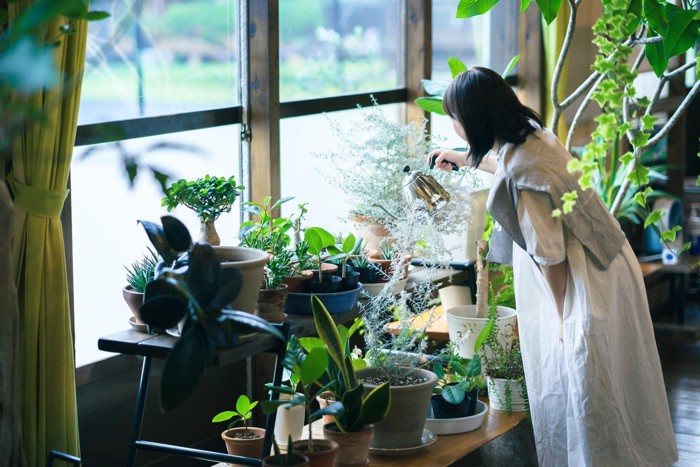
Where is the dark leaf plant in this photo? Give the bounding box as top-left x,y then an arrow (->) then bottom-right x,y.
138,215 -> 284,411
432,354 -> 481,406
309,295 -> 391,433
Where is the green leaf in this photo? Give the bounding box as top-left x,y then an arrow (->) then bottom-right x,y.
645,34 -> 668,77
660,225 -> 682,242
447,57 -> 468,78
474,320 -> 493,354
535,0 -> 563,25
643,0 -> 668,35
415,97 -> 445,115
85,10 -> 110,21
433,360 -> 445,379
300,347 -> 328,385
160,324 -> 214,411
644,209 -> 664,228
624,0 -> 643,37
502,55 -> 519,77
342,234 -> 356,253
467,356 -> 481,377
442,384 -> 466,405
311,295 -> 356,389
355,382 -> 391,429
422,79 -> 450,96
520,0 -> 531,13
456,0 -> 501,19
212,411 -> 235,423
664,10 -> 698,58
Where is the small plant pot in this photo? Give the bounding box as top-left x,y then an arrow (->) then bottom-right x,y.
430,386 -> 479,419
256,284 -> 289,322
316,391 -> 337,426
291,439 -> 338,467
221,427 -> 266,467
273,392 -> 305,449
354,264 -> 382,283
304,275 -> 342,294
340,271 -> 360,291
122,286 -> 144,323
262,453 -> 310,467
322,423 -> 374,467
445,305 -> 517,360
283,271 -> 313,293
284,283 -> 363,316
213,246 -> 270,313
486,377 -> 527,414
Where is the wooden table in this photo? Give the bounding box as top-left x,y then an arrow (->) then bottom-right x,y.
302,402 -> 527,466
385,305 -> 449,341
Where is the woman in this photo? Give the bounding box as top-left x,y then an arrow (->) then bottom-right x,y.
430,67 -> 677,467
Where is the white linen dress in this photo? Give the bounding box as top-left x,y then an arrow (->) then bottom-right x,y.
512,189 -> 678,467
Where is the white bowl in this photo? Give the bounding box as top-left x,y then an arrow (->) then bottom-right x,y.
360,277 -> 408,298
424,400 -> 489,435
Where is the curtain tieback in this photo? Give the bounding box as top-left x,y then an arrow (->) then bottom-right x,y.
8,175 -> 69,219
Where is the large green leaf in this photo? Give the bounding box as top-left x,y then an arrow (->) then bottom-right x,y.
160,323 -> 215,411
140,279 -> 187,329
311,295 -> 355,388
447,57 -> 468,79
663,9 -> 698,58
422,78 -> 450,96
535,0 -> 562,25
645,32 -> 668,77
520,0 -> 531,13
355,382 -> 391,429
643,0 -> 668,35
441,384 -> 466,405
415,97 -> 445,115
161,215 -> 192,252
456,0 -> 501,19
300,347 -> 328,385
623,0 -> 643,37
338,383 -> 365,431
502,55 -> 520,77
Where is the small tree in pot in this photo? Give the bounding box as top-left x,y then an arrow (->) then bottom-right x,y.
161,174 -> 244,245
213,394 -> 266,461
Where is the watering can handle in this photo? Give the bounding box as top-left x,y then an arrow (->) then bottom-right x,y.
429,154 -> 459,171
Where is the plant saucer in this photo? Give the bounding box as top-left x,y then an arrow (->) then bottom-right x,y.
424,400 -> 488,435
368,429 -> 436,456
128,316 -> 149,333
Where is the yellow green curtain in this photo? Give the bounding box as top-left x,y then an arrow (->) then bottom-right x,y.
8,2 -> 89,465
542,2 -> 570,139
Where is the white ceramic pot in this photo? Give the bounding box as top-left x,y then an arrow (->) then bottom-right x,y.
273,393 -> 305,449
438,284 -> 473,311
445,305 -> 517,359
487,377 -> 527,413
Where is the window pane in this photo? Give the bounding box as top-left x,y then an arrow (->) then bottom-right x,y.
71,126 -> 241,366
432,0 -> 518,81
279,0 -> 402,101
280,103 -> 405,236
80,0 -> 239,125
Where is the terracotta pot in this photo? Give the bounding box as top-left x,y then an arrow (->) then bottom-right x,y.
316,391 -> 336,426
355,367 -> 437,450
257,284 -> 289,322
322,423 -> 374,467
283,271 -> 313,293
262,453 -> 310,467
349,214 -> 392,252
291,439 -> 338,467
122,286 -> 144,323
213,246 -> 269,313
368,253 -> 413,283
221,427 -> 266,467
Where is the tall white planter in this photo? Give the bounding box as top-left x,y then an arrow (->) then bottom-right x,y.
273,393 -> 305,449
445,305 -> 517,359
486,377 -> 527,413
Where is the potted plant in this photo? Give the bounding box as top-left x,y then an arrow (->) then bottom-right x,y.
310,295 -> 391,466
123,247 -> 159,325
263,335 -> 343,466
136,215 -> 284,411
368,240 -> 413,284
474,304 -> 527,415
271,370 -> 305,450
212,394 -> 266,463
430,354 -> 481,419
325,233 -> 361,291
257,250 -> 293,322
263,437 -> 310,467
161,174 -> 244,245
303,227 -> 340,293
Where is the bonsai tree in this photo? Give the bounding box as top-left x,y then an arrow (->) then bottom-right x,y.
161,175 -> 244,245
212,394 -> 259,437
262,335 -> 345,452
138,215 -> 284,411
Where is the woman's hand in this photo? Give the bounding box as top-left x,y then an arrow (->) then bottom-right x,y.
427,148 -> 469,172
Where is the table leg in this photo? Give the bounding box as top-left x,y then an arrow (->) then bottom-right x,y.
127,356 -> 152,467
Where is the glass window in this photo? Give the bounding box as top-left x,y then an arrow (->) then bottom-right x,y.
80,0 -> 239,125
279,0 -> 402,101
280,103 -> 405,237
71,126 -> 241,366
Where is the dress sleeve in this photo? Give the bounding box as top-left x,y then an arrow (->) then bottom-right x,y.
517,189 -> 566,266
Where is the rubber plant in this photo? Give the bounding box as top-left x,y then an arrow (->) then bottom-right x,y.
138,215 -> 284,411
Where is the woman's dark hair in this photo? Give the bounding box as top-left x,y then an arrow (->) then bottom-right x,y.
443,66 -> 543,168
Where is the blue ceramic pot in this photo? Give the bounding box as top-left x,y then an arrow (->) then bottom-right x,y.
284,283 -> 363,315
